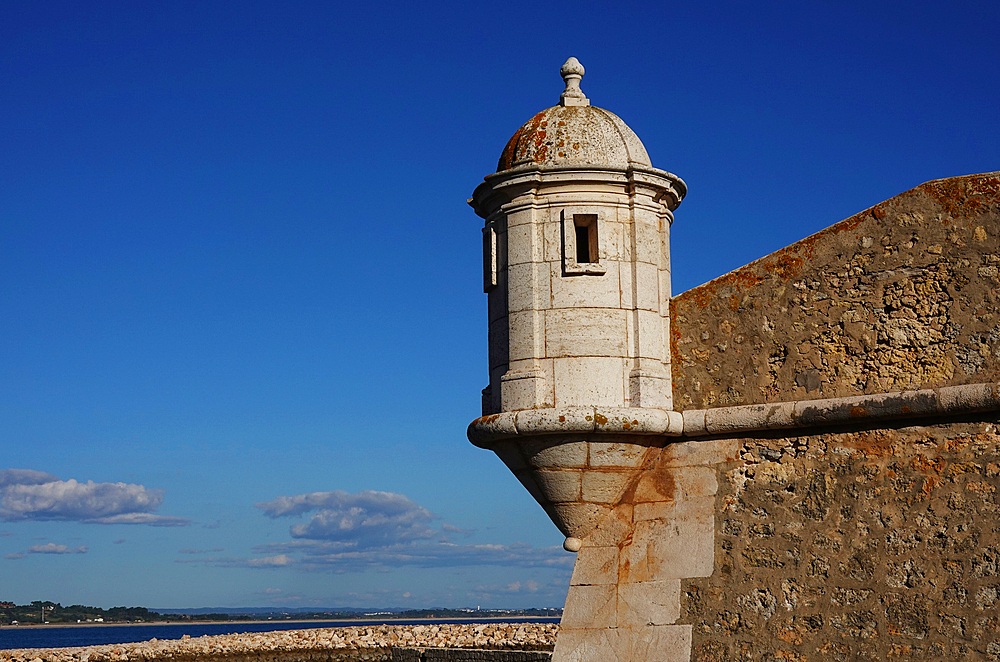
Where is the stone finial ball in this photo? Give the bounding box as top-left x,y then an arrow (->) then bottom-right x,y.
560,57 -> 585,78
563,536 -> 583,552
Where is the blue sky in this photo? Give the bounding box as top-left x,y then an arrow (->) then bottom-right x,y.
1,0 -> 997,610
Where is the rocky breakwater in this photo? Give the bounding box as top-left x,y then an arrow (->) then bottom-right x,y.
0,623 -> 558,662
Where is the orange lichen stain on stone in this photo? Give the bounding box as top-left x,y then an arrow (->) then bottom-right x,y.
919,476 -> 940,498
728,294 -> 740,310
498,111 -> 548,171
650,466 -> 677,501
837,431 -> 894,459
691,284 -> 718,308
872,205 -> 887,220
849,406 -> 868,418
944,437 -> 969,453
558,415 -> 566,422
593,413 -> 608,426
911,454 -> 945,474
923,174 -> 1000,219
776,628 -> 803,645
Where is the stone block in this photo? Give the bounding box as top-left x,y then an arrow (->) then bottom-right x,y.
633,219 -> 663,266
507,222 -> 544,266
521,437 -> 588,468
633,493 -> 714,521
553,357 -> 625,407
488,285 -> 507,323
545,308 -> 626,358
629,624 -> 692,662
569,544 -> 618,586
534,469 -> 582,503
508,310 -> 543,362
551,627 -> 625,662
488,316 -> 509,370
581,470 -> 632,504
618,255 -> 635,309
588,441 -> 649,468
632,465 -> 716,504
621,503 -> 714,580
515,407 -> 596,435
627,368 -> 672,409
680,409 -> 706,436
658,263 -> 672,312
617,579 -> 681,626
508,262 -> 550,314
549,261 -> 621,309
705,401 -> 797,434
634,309 -> 665,360
582,503 -> 632,548
602,219 -> 625,262
633,261 -> 661,312
592,408 -> 678,435
543,220 -> 563,263
500,367 -> 552,410
560,584 -> 617,629
550,501 -> 611,539
658,438 -> 739,467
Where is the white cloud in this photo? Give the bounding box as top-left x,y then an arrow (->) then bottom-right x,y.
0,469 -> 190,526
89,513 -> 190,527
195,489 -> 575,574
0,469 -> 59,488
5,553 -> 24,560
178,554 -> 294,569
256,490 -> 436,549
28,543 -> 87,554
246,555 -> 294,568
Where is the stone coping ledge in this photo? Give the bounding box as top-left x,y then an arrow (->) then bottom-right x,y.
682,382 -> 1000,438
469,383 -> 1000,447
468,407 -> 684,448
0,624 -> 558,662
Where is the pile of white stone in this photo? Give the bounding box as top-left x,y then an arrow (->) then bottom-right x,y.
0,623 -> 558,662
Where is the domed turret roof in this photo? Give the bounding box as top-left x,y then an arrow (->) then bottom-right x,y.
497,58 -> 652,172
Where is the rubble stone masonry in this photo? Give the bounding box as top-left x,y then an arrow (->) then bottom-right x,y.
671,173 -> 1000,410
681,420 -> 1000,660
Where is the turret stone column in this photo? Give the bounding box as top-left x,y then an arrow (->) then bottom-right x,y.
469,59 -> 709,662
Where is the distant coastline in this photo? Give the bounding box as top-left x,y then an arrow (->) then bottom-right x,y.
2,615 -> 555,631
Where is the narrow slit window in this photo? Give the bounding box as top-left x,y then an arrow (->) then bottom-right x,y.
574,214 -> 598,264
562,212 -> 605,275
575,224 -> 591,263
483,224 -> 497,292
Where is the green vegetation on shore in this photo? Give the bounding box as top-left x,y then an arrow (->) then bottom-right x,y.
0,602 -> 560,626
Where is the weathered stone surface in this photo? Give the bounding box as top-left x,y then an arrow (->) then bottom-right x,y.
671,172 -> 1000,410
682,418 -> 1000,659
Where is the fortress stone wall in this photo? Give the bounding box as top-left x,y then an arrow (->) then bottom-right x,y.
671,173 -> 1000,408
680,421 -> 999,660
667,173 -> 1000,660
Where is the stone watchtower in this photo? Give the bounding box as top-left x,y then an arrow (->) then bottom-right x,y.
469,58 -> 687,550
